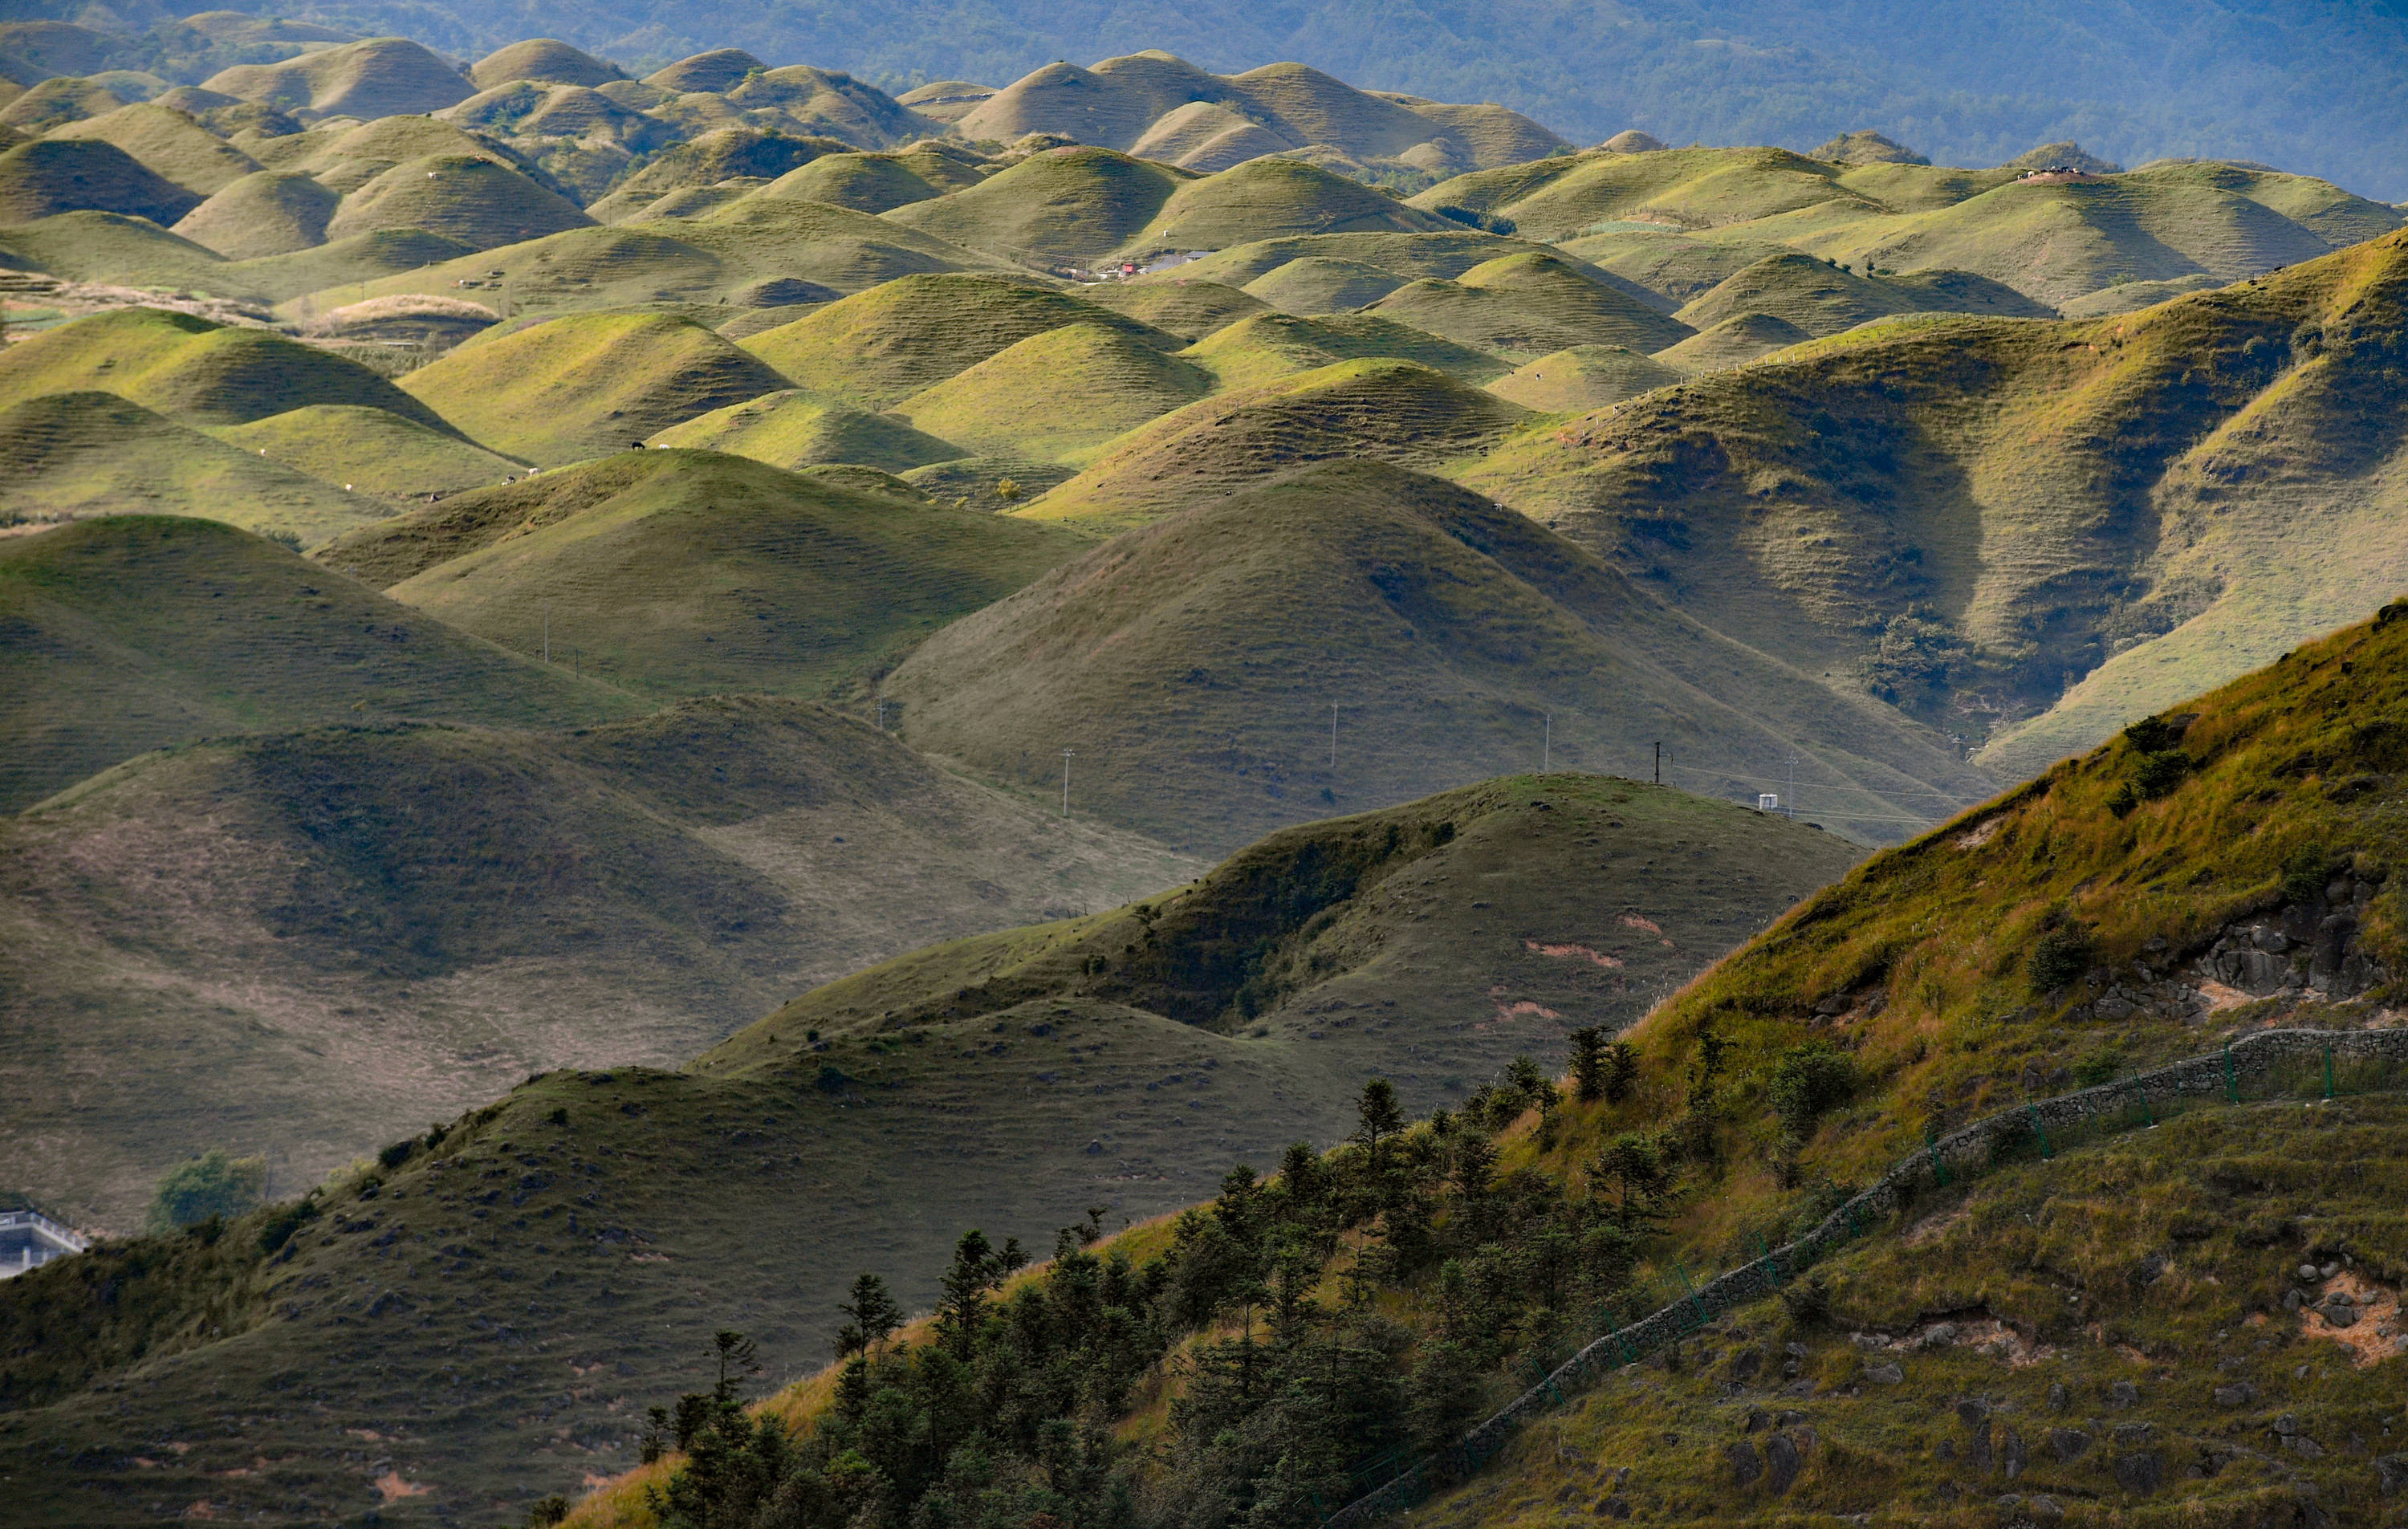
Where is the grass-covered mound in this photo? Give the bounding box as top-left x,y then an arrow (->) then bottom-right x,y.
1018,361 -> 1529,534
469,37 -> 621,90
1241,254 -> 1413,313
1182,309 -> 1509,389
1670,250 -> 2048,336
648,388 -> 965,474
0,136 -> 200,224
918,460 -> 1989,850
0,306 -> 456,429
0,209 -> 239,295
1650,311 -> 1812,371
1486,344 -> 1686,413
0,390 -> 388,549
1369,250 -> 1694,358
198,36 -> 474,120
333,448 -> 1090,697
1414,146 -> 1877,243
1124,156 -> 1454,254
0,693 -> 1200,1232
892,322 -> 1213,463
212,403 -> 522,498
1155,230 -> 1530,291
398,311 -> 789,464
741,272 -> 1182,407
324,151 -> 592,251
750,150 -> 949,213
0,771 -> 1849,1520
0,514 -> 633,812
883,146 -> 1189,264
1076,277 -> 1269,340
43,103 -> 264,197
167,168 -> 336,258
1458,229 -> 2408,767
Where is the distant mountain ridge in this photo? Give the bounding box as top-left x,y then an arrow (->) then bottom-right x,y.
5,0 -> 2402,197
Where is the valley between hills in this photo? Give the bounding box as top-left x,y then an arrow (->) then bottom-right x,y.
3,8 -> 2408,1527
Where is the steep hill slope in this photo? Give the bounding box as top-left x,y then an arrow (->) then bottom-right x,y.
0,695 -> 1200,1230
0,771 -> 1853,1521
323,449 -> 1090,698
1486,344 -> 1686,412
646,388 -> 965,474
43,102 -> 264,197
167,168 -> 337,258
324,152 -> 593,250
199,36 -> 474,120
211,403 -> 523,499
0,515 -> 634,813
889,322 -> 1213,463
1456,229 -> 2408,771
0,135 -> 200,224
914,461 -> 1990,850
1180,310 -> 1509,389
880,146 -> 1188,265
397,311 -> 787,463
1367,250 -> 1693,358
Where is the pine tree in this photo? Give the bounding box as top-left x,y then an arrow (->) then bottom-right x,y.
836,1272 -> 903,1357
1569,1027 -> 1607,1101
1352,1078 -> 1403,1174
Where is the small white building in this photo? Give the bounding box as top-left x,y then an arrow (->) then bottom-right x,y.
0,1206 -> 87,1278
1758,794 -> 1780,812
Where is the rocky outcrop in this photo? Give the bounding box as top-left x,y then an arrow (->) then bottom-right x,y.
2195,872 -> 2389,999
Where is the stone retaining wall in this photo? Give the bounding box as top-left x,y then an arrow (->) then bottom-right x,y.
1322,1027 -> 2408,1529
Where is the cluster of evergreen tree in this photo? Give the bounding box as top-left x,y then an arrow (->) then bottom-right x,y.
636,1025 -> 1847,1529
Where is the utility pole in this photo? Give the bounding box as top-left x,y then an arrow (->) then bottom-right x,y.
1060,749 -> 1075,818
874,695 -> 886,731
1543,710 -> 1552,773
1653,741 -> 1661,785
1784,750 -> 1799,819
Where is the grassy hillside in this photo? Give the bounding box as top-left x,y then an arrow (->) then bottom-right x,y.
324,151 -> 594,250
891,322 -> 1213,463
211,404 -> 523,498
648,388 -> 966,474
1016,360 -> 1529,532
325,449 -> 1092,698
1651,311 -> 1812,371
882,147 -> 1188,264
398,311 -> 789,464
1454,229 -> 2408,767
1125,156 -> 1454,253
1182,310 -> 1509,389
741,273 -> 1182,408
570,565 -> 2408,1529
0,772 -> 1853,1521
1367,250 -> 1693,359
0,390 -> 395,548
45,102 -> 264,197
1075,277 -> 1270,340
0,305 -> 457,431
1486,345 -> 1685,413
0,693 -> 1200,1229
913,460 -> 1990,850
167,168 -> 337,258
0,514 -> 634,812
0,136 -> 200,225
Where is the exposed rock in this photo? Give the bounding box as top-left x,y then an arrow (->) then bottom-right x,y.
2045,1382 -> 2068,1413
2376,1454 -> 2408,1495
1726,1438 -> 1763,1486
2108,1380 -> 2139,1409
1764,1431 -> 1802,1494
2113,1450 -> 2164,1494
2111,1421 -> 2156,1446
2000,1427 -> 2026,1481
1865,1361 -> 1904,1385
2214,1381 -> 2259,1407
2048,1428 -> 2090,1463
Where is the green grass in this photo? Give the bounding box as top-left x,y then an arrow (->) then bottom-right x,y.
44,103 -> 265,197
1181,309 -> 1511,389
0,513 -> 635,812
166,168 -> 336,258
1670,250 -> 2044,337
647,388 -> 965,474
750,151 -> 946,213
1015,360 -> 1530,534
1414,147 -> 1877,242
0,209 -> 243,298
891,321 -> 1213,463
1072,277 -> 1270,340
1121,156 -> 1453,256
327,447 -> 1092,699
0,390 -> 394,548
210,403 -> 523,498
1650,311 -> 1813,371
0,305 -> 458,430
0,693 -> 1199,1231
740,272 -> 1182,408
1239,254 -> 1411,314
323,152 -> 592,252
0,771 -> 1851,1522
197,35 -> 474,120
0,136 -> 200,226
1368,250 -> 1694,359
1485,344 -> 1686,413
921,459 -> 1992,850
1150,230 -> 1534,291
398,311 -> 789,464
883,147 -> 1188,264
1456,230 -> 2408,767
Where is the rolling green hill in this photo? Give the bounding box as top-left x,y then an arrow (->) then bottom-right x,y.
740,272 -> 1182,407
1670,249 -> 2054,335
0,514 -> 634,813
1016,360 -> 1527,532
198,36 -> 474,121
646,388 -> 965,474
1651,311 -> 1812,371
925,460 -> 1991,850
211,404 -> 523,498
881,146 -> 1190,264
0,694 -> 1200,1233
167,168 -> 337,258
1456,229 -> 2408,771
323,448 -> 1092,698
0,135 -> 200,225
1074,276 -> 1269,339
890,321 -> 1213,463
1124,155 -> 1454,254
43,102 -> 264,197
0,391 -> 393,548
0,305 -> 458,430
323,151 -> 593,250
1367,250 -> 1694,358
1486,344 -> 1686,412
1181,309 -> 1509,389
397,311 -> 788,464
0,769 -> 1853,1522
